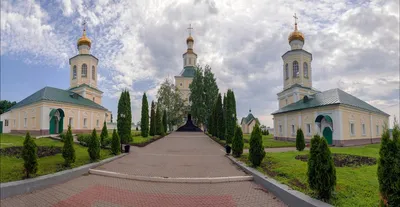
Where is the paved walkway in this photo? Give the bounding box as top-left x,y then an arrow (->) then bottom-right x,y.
1,132 -> 286,207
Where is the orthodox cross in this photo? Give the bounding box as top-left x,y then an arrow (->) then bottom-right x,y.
293,13 -> 298,24
187,24 -> 193,36
82,18 -> 87,31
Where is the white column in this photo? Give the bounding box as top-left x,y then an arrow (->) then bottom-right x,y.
370,113 -> 373,138
338,110 -> 343,140
77,110 -> 81,129
284,114 -> 288,137
298,113 -> 302,129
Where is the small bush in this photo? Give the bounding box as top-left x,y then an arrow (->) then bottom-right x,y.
111,129 -> 121,155
88,128 -> 100,161
249,123 -> 265,167
296,128 -> 306,151
307,134 -> 336,201
62,126 -> 76,167
22,132 -> 38,178
100,121 -> 108,148
59,133 -> 65,142
266,130 -> 269,135
77,134 -> 91,146
232,126 -> 244,158
102,137 -> 112,148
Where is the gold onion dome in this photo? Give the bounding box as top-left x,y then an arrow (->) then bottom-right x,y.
288,23 -> 305,43
77,29 -> 91,48
186,35 -> 194,43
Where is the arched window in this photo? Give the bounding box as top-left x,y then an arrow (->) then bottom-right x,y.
73,65 -> 77,79
303,62 -> 308,78
92,66 -> 95,80
293,61 -> 299,77
81,64 -> 87,77
285,64 -> 289,79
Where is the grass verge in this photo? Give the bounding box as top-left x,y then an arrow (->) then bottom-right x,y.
243,134 -> 295,148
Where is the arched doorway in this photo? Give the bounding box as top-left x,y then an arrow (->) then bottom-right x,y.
315,114 -> 333,145
49,109 -> 65,134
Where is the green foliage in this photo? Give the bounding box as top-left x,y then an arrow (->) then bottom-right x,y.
149,101 -> 156,136
62,125 -> 76,167
117,90 -> 132,144
162,109 -> 167,133
140,92 -> 149,137
22,132 -> 38,178
232,126 -> 244,158
155,103 -> 163,135
378,120 -> 400,206
77,134 -> 91,146
0,100 -> 16,114
189,67 -> 206,125
59,132 -> 65,142
249,123 -> 265,167
307,134 -> 336,201
203,65 -> 219,129
100,121 -> 108,148
266,130 -> 269,135
216,93 -> 225,140
88,129 -> 100,161
223,93 -> 228,141
296,128 -> 306,151
111,129 -> 121,155
225,89 -> 237,144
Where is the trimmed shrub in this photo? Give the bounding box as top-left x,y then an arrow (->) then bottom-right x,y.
59,132 -> 65,142
100,121 -> 108,148
150,101 -> 156,136
22,132 -> 38,178
88,128 -> 100,161
232,126 -> 244,158
307,134 -> 336,201
296,128 -> 306,151
62,126 -> 76,167
378,121 -> 400,206
77,134 -> 91,146
140,92 -> 149,137
111,129 -> 121,155
249,123 -> 265,167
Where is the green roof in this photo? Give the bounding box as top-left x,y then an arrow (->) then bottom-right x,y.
241,111 -> 260,125
69,83 -> 103,94
8,87 -> 108,111
179,66 -> 196,77
272,88 -> 389,116
278,83 -> 320,95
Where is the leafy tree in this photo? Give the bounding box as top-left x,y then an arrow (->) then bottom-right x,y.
22,132 -> 38,178
62,125 -> 76,167
157,78 -> 186,130
266,129 -> 269,135
0,100 -> 16,114
155,103 -> 163,135
140,93 -> 149,137
225,89 -> 237,144
189,66 -> 205,126
203,65 -> 219,129
215,93 -> 225,139
210,101 -> 217,137
117,90 -> 132,144
111,129 -> 121,155
249,123 -> 265,167
232,126 -> 244,158
149,101 -> 156,136
378,120 -> 400,206
100,121 -> 108,148
163,109 -> 168,133
296,128 -> 306,151
88,128 -> 101,161
307,134 -> 336,201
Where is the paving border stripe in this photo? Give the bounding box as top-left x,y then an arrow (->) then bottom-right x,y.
226,156 -> 333,207
0,153 -> 127,200
89,169 -> 253,183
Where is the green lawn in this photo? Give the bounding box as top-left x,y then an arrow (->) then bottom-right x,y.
0,134 -> 113,183
131,135 -> 150,144
239,144 -> 381,207
243,134 -> 296,148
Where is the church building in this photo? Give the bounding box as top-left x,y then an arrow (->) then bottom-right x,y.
0,26 -> 111,135
175,25 -> 197,106
241,110 -> 260,134
271,16 -> 389,146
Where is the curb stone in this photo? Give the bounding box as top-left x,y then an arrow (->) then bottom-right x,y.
226,156 -> 333,207
0,153 -> 127,199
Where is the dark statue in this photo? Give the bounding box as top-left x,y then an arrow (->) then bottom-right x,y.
176,114 -> 202,132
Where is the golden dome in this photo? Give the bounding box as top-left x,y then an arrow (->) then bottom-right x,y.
186,35 -> 194,43
77,29 -> 91,48
288,23 -> 304,43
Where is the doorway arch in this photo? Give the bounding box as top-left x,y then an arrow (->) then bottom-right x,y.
315,114 -> 333,145
323,127 -> 333,145
49,108 -> 65,134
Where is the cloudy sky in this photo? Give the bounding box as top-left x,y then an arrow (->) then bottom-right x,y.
1,0 -> 399,127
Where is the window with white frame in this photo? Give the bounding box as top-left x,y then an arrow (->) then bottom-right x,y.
24,118 -> 27,128
96,120 -> 99,127
84,118 -> 87,127
69,117 -> 73,127
92,66 -> 96,80
303,62 -> 308,78
279,125 -> 282,135
13,120 -> 16,127
362,123 -> 366,135
306,123 -> 311,135
291,125 -> 295,135
73,65 -> 77,79
350,122 -> 355,136
376,125 -> 379,136
285,64 -> 289,79
32,117 -> 36,128
5,120 -> 8,126
189,58 -> 192,64
293,61 -> 299,78
81,64 -> 87,77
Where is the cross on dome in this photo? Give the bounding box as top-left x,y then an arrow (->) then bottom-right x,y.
187,24 -> 193,36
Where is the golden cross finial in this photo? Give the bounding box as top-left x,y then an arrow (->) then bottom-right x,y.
82,18 -> 87,35
187,24 -> 193,36
293,13 -> 298,24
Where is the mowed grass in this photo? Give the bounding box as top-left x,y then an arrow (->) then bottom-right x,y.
239,144 -> 381,207
243,134 -> 295,148
0,134 -> 113,183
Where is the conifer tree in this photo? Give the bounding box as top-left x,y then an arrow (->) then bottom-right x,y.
22,132 -> 38,178
117,90 -> 132,144
62,125 -> 76,167
100,121 -> 108,148
140,92 -> 149,137
266,129 -> 269,135
88,128 -> 101,161
111,129 -> 121,155
296,128 -> 305,151
225,89 -> 237,144
307,134 -> 336,201
216,93 -> 225,139
232,126 -> 244,158
223,93 -> 228,141
149,101 -> 156,136
203,65 -> 219,129
249,123 -> 265,167
163,109 -> 167,133
155,104 -> 163,135
189,67 -> 205,125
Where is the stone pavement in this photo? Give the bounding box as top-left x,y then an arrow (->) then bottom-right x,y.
1,132 -> 286,207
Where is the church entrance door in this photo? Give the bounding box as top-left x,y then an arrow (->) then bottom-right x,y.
323,127 -> 332,145
49,109 -> 65,134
